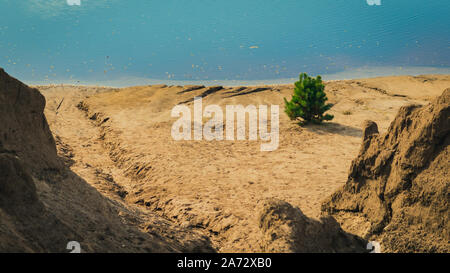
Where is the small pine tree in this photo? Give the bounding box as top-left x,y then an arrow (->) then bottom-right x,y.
284,73 -> 334,125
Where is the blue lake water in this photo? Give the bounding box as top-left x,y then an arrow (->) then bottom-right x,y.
0,0 -> 449,86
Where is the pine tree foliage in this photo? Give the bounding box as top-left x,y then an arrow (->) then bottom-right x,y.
284,73 -> 334,125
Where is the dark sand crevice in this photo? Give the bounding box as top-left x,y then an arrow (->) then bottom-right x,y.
179,86 -> 224,104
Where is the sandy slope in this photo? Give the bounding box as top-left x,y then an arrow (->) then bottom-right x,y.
37,74 -> 450,252
0,68 -> 214,253
33,85 -> 214,252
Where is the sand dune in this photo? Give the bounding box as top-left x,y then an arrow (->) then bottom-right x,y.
36,74 -> 449,252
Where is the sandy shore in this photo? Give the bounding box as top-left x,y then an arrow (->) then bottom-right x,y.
36,74 -> 450,252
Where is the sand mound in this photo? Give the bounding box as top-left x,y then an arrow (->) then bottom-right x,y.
0,69 -> 214,252
0,69 -> 79,251
322,89 -> 449,252
258,199 -> 366,252
0,68 -> 61,174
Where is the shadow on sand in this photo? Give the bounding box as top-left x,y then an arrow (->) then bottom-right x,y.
304,122 -> 362,138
